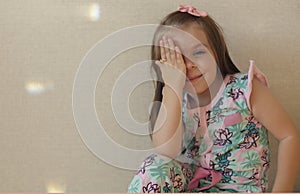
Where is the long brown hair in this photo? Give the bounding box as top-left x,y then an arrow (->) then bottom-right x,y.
149,11 -> 240,137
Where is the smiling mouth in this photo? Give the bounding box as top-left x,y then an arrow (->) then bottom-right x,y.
188,74 -> 203,82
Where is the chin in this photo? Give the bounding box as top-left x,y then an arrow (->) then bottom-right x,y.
184,83 -> 209,95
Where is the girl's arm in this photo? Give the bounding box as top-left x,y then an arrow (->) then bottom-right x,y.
152,37 -> 186,158
152,85 -> 184,158
250,78 -> 300,192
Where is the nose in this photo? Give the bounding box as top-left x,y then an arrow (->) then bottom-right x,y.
184,57 -> 196,70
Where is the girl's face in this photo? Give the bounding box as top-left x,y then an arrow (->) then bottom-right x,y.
167,22 -> 217,94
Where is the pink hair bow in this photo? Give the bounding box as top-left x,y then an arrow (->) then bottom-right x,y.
178,5 -> 208,17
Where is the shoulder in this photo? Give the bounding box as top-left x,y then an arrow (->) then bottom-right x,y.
250,77 -> 274,116
250,74 -> 298,141
225,60 -> 269,91
223,61 -> 269,111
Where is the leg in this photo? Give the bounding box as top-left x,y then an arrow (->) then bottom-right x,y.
128,154 -> 197,193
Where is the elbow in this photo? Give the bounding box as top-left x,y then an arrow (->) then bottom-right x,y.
153,147 -> 182,159
152,139 -> 182,159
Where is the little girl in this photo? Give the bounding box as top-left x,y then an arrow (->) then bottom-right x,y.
128,5 -> 299,193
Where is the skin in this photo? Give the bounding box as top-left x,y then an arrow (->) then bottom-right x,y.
251,78 -> 300,192
152,22 -> 224,156
158,23 -> 222,106
152,22 -> 300,191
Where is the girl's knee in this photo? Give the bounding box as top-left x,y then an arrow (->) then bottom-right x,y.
136,154 -> 180,174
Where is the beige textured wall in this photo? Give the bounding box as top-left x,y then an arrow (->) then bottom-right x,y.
0,0 -> 299,192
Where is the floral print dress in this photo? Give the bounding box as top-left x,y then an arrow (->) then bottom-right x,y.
128,62 -> 270,193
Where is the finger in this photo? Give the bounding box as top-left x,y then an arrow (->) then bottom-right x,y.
175,46 -> 184,65
167,38 -> 176,62
175,46 -> 186,76
163,36 -> 171,63
159,39 -> 166,61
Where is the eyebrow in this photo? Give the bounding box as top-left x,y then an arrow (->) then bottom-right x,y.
191,43 -> 208,49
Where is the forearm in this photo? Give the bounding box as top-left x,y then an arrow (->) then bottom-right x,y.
272,135 -> 300,192
152,85 -> 183,158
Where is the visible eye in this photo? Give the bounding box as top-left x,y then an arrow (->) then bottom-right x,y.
193,50 -> 206,56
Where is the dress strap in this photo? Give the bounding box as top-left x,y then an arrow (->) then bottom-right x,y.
245,60 -> 269,111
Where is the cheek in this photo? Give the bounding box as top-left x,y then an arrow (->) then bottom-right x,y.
203,56 -> 217,87
194,53 -> 217,73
